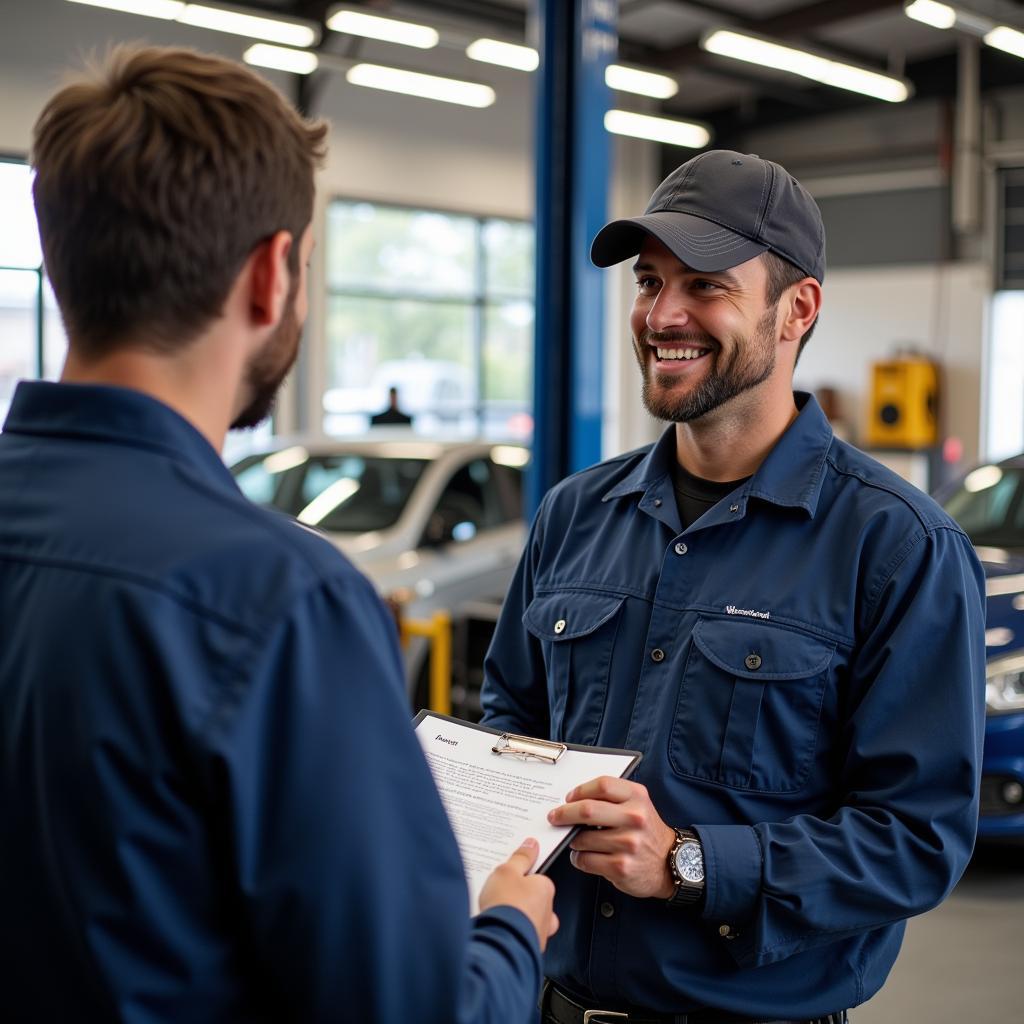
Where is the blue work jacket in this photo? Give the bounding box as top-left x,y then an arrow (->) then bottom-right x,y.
0,381 -> 540,1023
481,393 -> 986,1020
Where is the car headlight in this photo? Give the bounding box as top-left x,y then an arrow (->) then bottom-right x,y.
986,653 -> 1024,715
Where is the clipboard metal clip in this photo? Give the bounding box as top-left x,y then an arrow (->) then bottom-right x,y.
491,732 -> 567,764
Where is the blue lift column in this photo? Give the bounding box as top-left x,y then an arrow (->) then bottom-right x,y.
529,0 -> 618,517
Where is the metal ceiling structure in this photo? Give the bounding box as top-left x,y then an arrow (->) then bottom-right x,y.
242,0 -> 1024,143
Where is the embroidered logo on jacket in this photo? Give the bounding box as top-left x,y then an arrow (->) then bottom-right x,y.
725,604 -> 770,620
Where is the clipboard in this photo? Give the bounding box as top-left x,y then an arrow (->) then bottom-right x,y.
414,710 -> 643,880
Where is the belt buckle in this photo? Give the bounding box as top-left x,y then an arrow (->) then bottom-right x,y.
582,1013 -> 629,1024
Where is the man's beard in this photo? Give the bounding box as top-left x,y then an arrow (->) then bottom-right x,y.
231,291 -> 302,430
635,305 -> 778,423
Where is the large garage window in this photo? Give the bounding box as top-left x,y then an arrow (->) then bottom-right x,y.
985,290 -> 1024,462
0,159 -> 66,426
323,200 -> 534,440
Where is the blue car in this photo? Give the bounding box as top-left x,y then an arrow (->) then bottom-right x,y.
939,455 -> 1024,839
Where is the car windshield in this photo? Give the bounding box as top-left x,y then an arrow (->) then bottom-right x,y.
231,449 -> 429,533
941,465 -> 1024,550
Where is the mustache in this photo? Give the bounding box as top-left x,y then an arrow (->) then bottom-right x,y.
640,329 -> 717,348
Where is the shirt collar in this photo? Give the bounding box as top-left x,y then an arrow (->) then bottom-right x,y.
602,392 -> 834,519
3,380 -> 240,494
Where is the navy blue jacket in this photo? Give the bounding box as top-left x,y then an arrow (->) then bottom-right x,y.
481,393 -> 986,1020
0,381 -> 540,1023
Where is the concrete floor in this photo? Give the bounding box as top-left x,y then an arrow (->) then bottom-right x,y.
855,843 -> 1023,1023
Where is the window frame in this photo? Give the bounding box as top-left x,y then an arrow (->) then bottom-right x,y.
0,154 -> 45,381
323,195 -> 534,437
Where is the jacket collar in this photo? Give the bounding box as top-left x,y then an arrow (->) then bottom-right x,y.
602,392 -> 834,519
3,380 -> 239,493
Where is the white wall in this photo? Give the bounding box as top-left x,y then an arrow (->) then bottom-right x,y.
795,262 -> 990,461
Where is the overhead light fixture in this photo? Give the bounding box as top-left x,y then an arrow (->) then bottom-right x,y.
65,0 -> 319,45
466,38 -> 539,71
985,25 -> 1024,58
179,4 -> 317,46
243,43 -> 318,75
604,110 -> 710,149
66,0 -> 184,17
701,29 -> 911,102
327,9 -> 438,49
605,64 -> 679,99
346,63 -> 495,108
904,0 -> 957,29
903,1 -> 1024,60
903,0 -> 999,34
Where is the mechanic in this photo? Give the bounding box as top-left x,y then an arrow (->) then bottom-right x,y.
0,46 -> 555,1022
481,149 -> 987,1024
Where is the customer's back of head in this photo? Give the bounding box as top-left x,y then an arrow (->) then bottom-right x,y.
32,44 -> 325,357
1,46 -> 554,1024
0,46 -> 334,1021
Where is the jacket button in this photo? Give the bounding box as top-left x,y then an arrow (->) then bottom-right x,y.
651,648 -> 665,662
600,901 -> 615,918
718,924 -> 735,938
674,542 -> 688,555
554,619 -> 566,635
744,653 -> 762,670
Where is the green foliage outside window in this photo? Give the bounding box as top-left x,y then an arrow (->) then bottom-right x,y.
324,200 -> 534,438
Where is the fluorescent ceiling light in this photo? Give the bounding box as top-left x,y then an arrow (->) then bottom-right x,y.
466,38 -> 539,71
66,1 -> 318,44
66,0 -> 184,17
606,64 -> 678,99
346,63 -> 495,108
179,4 -> 317,46
604,109 -> 710,149
903,1 -> 996,35
327,9 -> 438,49
904,0 -> 956,29
702,29 -> 910,102
985,25 -> 1024,59
244,43 -> 318,75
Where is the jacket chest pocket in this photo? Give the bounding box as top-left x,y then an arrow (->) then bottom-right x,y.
669,616 -> 836,793
523,592 -> 625,745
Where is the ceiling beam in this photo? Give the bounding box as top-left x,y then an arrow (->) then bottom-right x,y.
374,0 -> 527,34
701,44 -> 1024,148
649,0 -> 904,69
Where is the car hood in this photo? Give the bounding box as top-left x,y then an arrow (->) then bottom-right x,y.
329,531 -> 413,580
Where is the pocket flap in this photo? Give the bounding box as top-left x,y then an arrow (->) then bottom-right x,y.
524,592 -> 625,642
692,616 -> 835,680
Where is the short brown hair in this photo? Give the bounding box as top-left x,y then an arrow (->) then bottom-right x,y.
32,46 -> 327,356
762,251 -> 818,362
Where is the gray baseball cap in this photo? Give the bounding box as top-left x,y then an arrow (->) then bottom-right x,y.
591,149 -> 826,283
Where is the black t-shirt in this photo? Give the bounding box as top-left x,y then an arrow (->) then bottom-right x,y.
671,460 -> 749,529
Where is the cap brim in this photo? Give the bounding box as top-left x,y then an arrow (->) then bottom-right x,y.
591,211 -> 768,272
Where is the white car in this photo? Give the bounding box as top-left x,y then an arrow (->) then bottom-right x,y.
230,439 -> 529,704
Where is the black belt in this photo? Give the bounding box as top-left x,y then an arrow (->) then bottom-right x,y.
542,982 -> 849,1024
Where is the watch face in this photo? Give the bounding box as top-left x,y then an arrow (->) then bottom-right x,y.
675,841 -> 704,884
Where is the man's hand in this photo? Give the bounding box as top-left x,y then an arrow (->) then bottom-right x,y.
547,776 -> 676,899
478,838 -> 559,951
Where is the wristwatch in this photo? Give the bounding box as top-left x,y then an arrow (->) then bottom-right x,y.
667,827 -> 705,907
